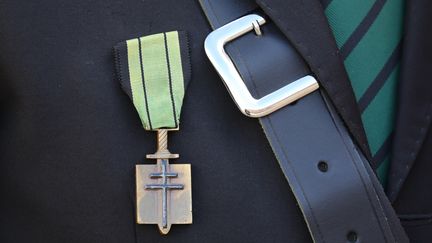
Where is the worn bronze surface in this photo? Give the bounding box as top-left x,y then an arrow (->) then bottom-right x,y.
136,129 -> 192,235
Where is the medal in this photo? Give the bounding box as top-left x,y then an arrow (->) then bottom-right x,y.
114,31 -> 192,234
136,128 -> 192,234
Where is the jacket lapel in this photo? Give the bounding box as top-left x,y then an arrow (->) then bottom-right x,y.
387,0 -> 432,202
256,0 -> 371,159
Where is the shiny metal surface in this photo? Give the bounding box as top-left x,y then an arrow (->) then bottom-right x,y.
204,14 -> 319,117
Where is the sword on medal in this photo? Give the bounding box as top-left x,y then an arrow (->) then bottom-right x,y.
136,128 -> 192,235
114,31 -> 193,235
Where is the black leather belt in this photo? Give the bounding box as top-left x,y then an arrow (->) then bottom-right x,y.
199,0 -> 408,242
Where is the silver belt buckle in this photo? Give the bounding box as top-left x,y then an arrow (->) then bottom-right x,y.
204,14 -> 319,118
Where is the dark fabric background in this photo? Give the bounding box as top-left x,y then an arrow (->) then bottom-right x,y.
1,0 -> 431,242
0,0 -> 311,242
390,1 -> 432,241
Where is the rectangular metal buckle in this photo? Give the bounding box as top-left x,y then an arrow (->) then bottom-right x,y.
204,14 -> 319,118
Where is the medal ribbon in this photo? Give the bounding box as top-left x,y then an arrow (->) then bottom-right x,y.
114,31 -> 191,130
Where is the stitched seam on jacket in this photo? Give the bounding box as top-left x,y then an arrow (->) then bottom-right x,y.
392,103 -> 432,199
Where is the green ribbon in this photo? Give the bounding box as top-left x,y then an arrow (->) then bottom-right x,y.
114,31 -> 190,130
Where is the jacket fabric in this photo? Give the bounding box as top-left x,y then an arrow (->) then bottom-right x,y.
0,0 -> 431,242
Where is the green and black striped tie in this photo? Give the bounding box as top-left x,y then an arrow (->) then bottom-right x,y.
323,0 -> 404,186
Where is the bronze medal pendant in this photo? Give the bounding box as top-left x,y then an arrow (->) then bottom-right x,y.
136,129 -> 192,234
114,31 -> 192,234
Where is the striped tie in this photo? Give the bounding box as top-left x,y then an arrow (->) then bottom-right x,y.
322,0 -> 404,186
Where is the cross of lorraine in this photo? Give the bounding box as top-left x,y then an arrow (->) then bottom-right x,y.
136,129 -> 192,235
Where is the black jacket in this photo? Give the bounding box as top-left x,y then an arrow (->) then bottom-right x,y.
0,0 -> 431,242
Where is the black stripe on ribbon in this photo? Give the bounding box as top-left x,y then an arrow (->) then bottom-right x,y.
138,37 -> 153,130
163,32 -> 178,128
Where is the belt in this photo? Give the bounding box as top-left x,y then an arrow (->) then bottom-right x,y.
199,0 -> 408,242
